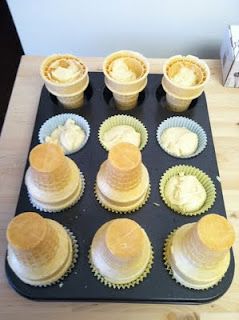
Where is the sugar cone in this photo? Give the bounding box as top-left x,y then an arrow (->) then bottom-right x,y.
90,218 -> 152,285
25,143 -> 83,212
165,214 -> 235,289
7,212 -> 73,286
96,142 -> 150,212
103,50 -> 149,110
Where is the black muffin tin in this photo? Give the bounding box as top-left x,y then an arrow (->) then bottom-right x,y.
5,73 -> 234,303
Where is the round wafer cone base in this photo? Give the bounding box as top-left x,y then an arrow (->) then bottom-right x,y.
57,91 -> 84,109
166,92 -> 192,112
113,92 -> 139,110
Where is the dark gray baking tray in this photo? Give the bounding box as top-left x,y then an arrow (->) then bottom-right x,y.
5,72 -> 235,303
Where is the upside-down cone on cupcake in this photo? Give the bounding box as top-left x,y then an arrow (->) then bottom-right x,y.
6,212 -> 75,286
164,214 -> 235,289
95,142 -> 150,213
89,218 -> 153,287
40,54 -> 89,108
25,143 -> 84,212
162,55 -> 210,112
103,50 -> 149,110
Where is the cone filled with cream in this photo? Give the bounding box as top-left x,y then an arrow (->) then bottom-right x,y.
25,143 -> 84,212
103,50 -> 149,110
40,54 -> 89,108
164,214 -> 235,289
162,55 -> 210,112
95,142 -> 150,213
6,212 -> 76,286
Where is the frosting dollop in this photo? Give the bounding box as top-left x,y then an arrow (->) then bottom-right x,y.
164,173 -> 206,212
45,119 -> 85,153
171,66 -> 197,87
47,58 -> 83,83
161,127 -> 198,157
102,125 -> 140,150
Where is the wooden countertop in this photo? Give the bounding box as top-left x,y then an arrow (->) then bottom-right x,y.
0,57 -> 239,320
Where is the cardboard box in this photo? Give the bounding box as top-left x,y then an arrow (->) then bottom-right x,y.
220,25 -> 239,87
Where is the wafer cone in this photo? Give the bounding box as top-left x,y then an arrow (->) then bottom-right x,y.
103,50 -> 149,110
164,214 -> 235,289
7,212 -> 73,286
162,55 -> 210,112
25,143 -> 84,212
96,142 -> 150,212
89,218 -> 152,286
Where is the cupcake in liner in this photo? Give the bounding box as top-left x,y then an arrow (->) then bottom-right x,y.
156,116 -> 207,158
163,214 -> 234,290
28,171 -> 85,213
39,113 -> 90,155
159,165 -> 216,216
98,115 -> 148,151
94,183 -> 151,214
88,218 -> 154,289
89,245 -> 153,289
6,212 -> 79,287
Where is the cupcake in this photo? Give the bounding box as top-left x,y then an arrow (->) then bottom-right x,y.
160,165 -> 216,216
25,143 -> 84,212
95,142 -> 150,213
164,214 -> 235,289
162,55 -> 210,112
89,218 -> 153,288
6,212 -> 77,286
103,50 -> 149,110
40,54 -> 89,108
99,115 -> 148,151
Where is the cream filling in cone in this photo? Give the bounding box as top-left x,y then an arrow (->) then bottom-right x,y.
7,220 -> 73,285
25,159 -> 81,204
164,173 -> 206,212
168,224 -> 230,289
90,223 -> 151,284
47,57 -> 83,83
110,58 -> 137,82
96,164 -> 149,208
171,66 -> 197,87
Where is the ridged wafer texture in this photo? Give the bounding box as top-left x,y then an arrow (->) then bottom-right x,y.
98,115 -> 148,151
88,218 -> 154,289
156,116 -> 207,158
163,216 -> 234,290
7,212 -> 78,287
159,165 -> 216,216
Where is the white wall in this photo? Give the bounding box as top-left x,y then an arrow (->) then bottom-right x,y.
7,0 -> 239,58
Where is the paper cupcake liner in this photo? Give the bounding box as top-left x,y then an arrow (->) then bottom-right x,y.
28,171 -> 85,213
38,113 -> 90,155
27,227 -> 79,287
98,115 -> 148,151
88,244 -> 154,289
159,165 -> 216,216
156,116 -> 207,158
94,183 -> 151,214
163,229 -> 225,290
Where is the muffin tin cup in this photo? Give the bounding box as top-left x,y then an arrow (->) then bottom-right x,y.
28,171 -> 85,213
163,228 -> 225,290
88,245 -> 154,289
98,114 -> 148,151
156,116 -> 207,158
159,165 -> 216,216
23,227 -> 79,287
94,183 -> 151,214
38,113 -> 90,155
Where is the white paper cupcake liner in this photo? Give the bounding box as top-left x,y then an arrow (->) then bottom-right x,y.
28,171 -> 85,213
38,113 -> 90,155
156,116 -> 207,158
